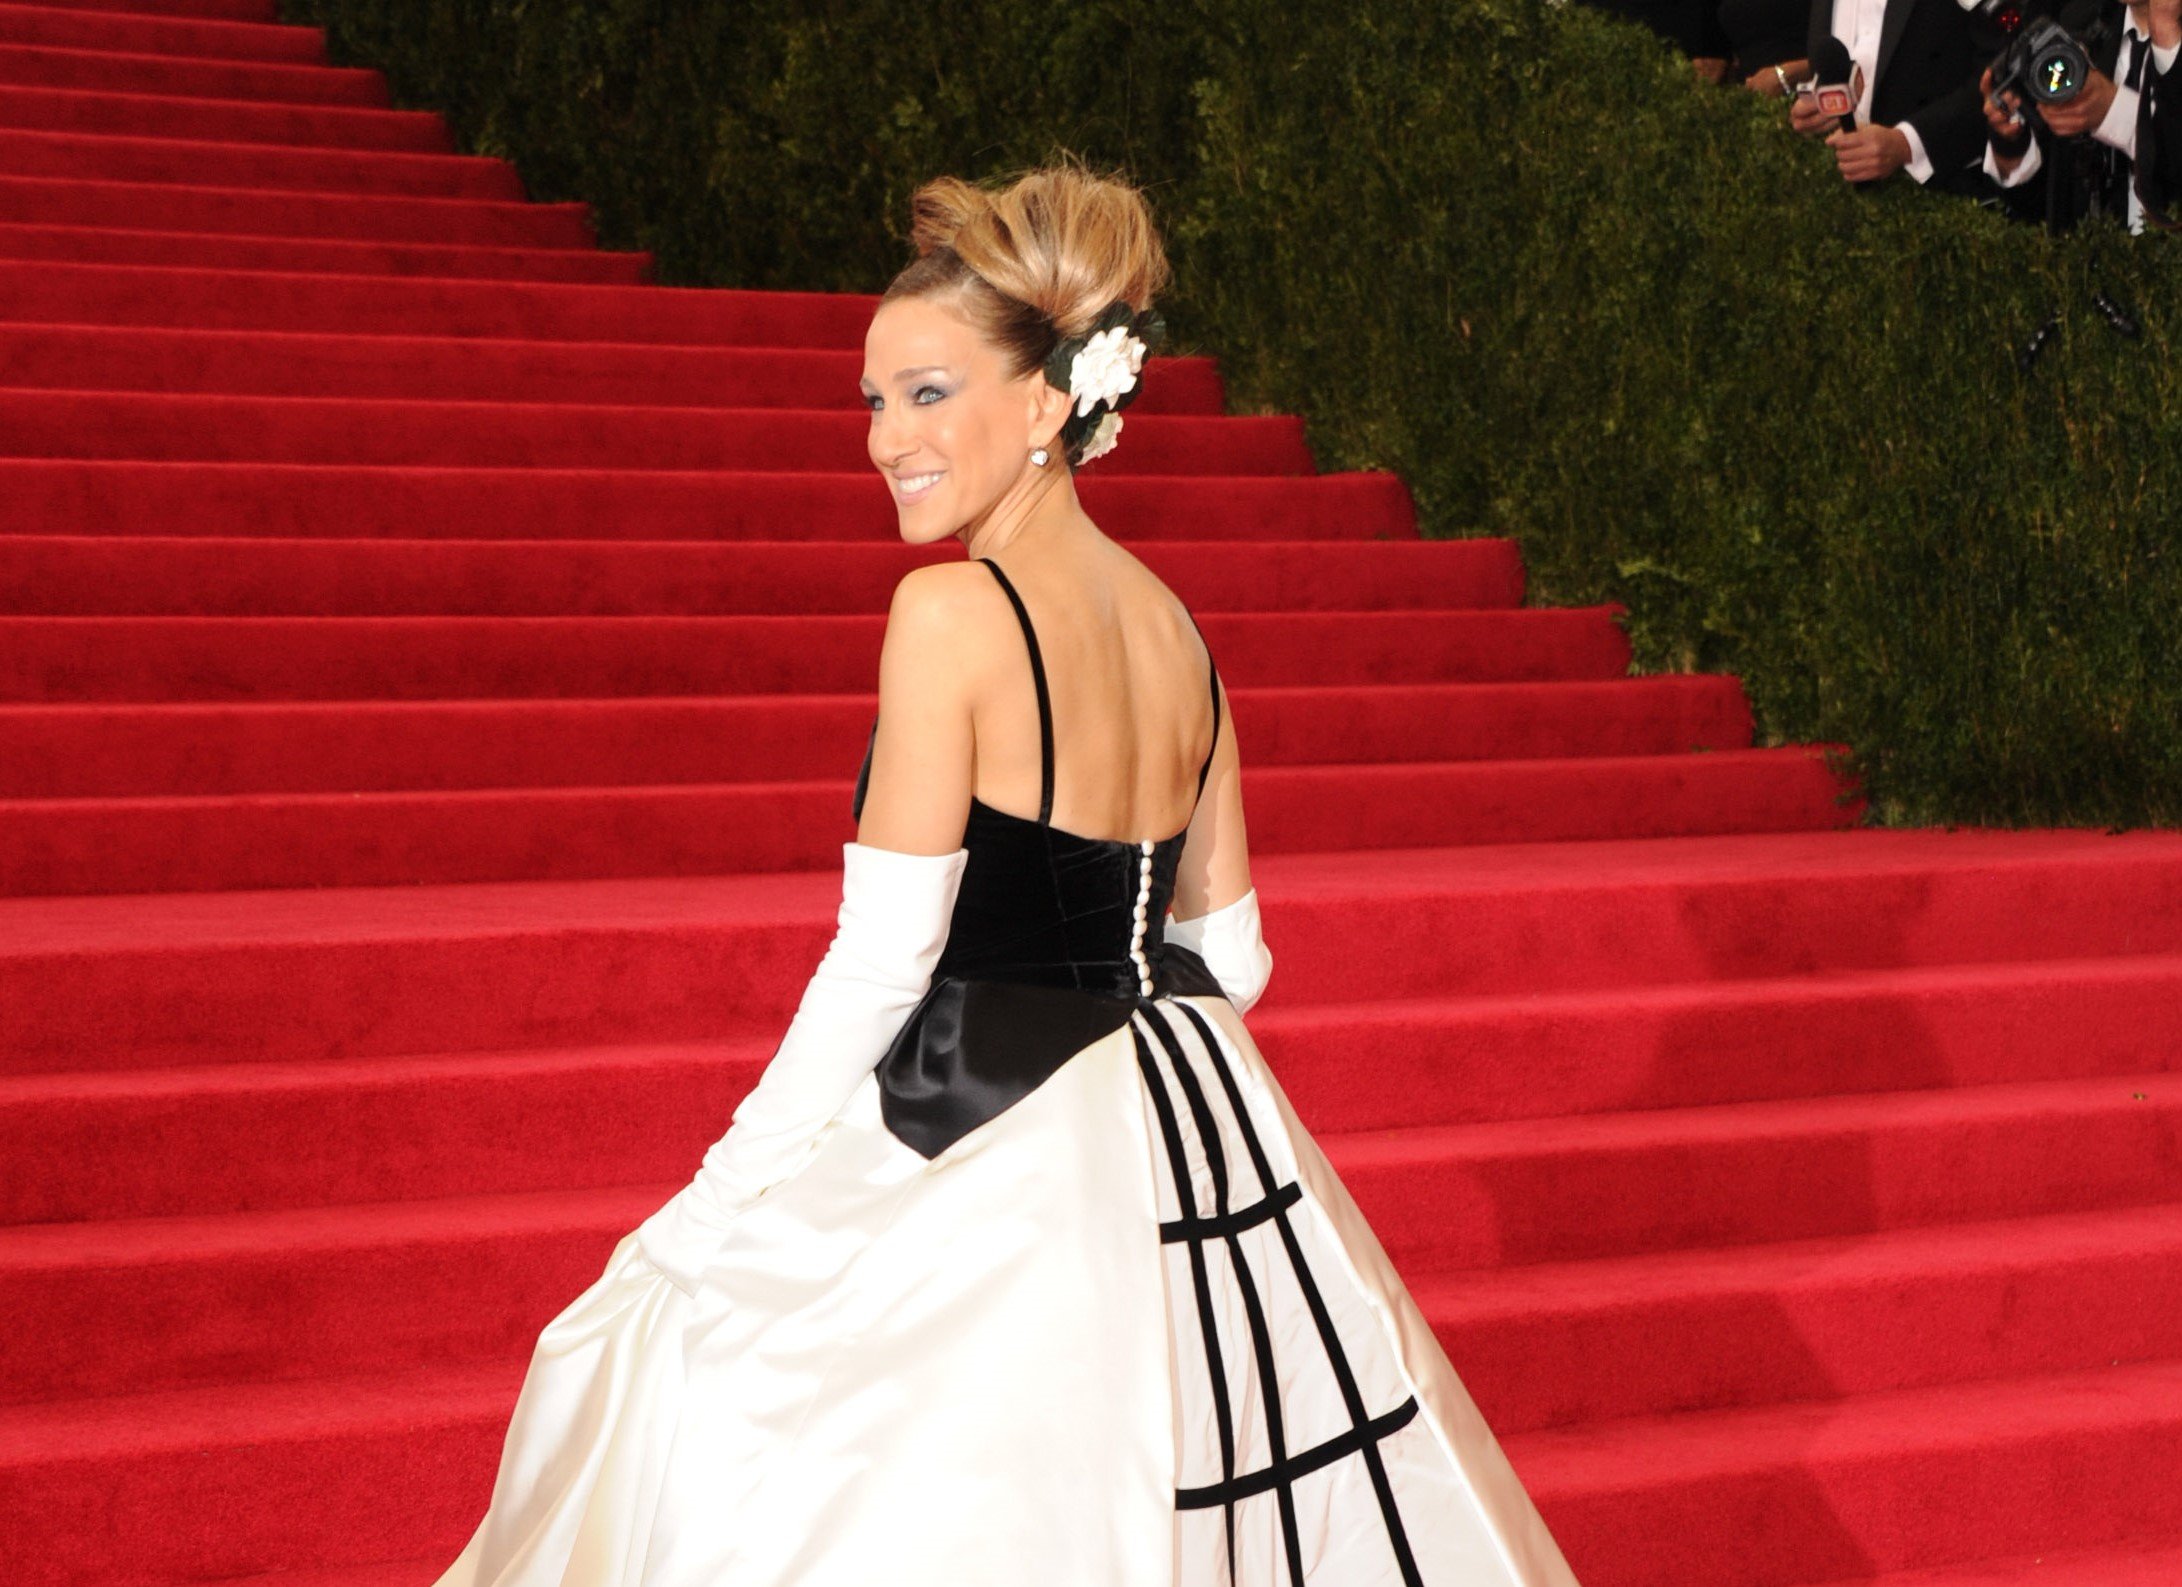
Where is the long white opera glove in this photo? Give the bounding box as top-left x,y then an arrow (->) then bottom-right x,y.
634,840 -> 969,1296
1165,886 -> 1274,1015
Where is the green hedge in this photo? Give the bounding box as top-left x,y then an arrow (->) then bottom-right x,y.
285,0 -> 2182,826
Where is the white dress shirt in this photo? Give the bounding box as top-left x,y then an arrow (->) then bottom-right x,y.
1833,0 -> 1939,180
1983,10 -> 2182,231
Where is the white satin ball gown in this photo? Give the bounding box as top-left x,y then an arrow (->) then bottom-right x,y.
431,555 -> 1581,1587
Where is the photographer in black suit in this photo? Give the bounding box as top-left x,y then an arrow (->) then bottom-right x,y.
1983,0 -> 2177,231
1790,0 -> 2016,192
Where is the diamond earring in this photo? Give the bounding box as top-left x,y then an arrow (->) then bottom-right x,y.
1030,446 -> 1050,466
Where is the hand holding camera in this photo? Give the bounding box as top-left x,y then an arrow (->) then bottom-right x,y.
1982,63 -> 2036,172
1980,0 -> 2110,136
1982,63 -> 2029,138
2032,62 -> 2117,135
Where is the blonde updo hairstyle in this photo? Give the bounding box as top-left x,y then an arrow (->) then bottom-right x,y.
881,160 -> 1173,469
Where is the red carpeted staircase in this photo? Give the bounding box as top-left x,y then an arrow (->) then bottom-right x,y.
4,3 -> 2180,1583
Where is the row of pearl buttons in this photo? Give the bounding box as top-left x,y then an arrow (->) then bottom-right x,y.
1130,838 -> 1154,997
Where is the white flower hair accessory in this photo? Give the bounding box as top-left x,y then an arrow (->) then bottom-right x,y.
1040,297 -> 1167,466
1068,325 -> 1144,417
1078,409 -> 1123,463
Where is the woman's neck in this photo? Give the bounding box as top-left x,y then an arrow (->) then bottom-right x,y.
958,466 -> 1096,563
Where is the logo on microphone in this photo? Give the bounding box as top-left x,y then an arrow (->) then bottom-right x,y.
1814,64 -> 1865,118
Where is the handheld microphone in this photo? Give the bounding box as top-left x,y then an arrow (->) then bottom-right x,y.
1811,35 -> 1860,129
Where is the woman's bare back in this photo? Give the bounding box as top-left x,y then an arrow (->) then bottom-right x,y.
855,523 -> 1250,922
965,533 -> 1217,845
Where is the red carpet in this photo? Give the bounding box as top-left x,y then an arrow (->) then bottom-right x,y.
1,2 -> 2177,1582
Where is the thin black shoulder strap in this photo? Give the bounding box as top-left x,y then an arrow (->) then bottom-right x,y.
978,557 -> 1054,825
1182,604 -> 1221,800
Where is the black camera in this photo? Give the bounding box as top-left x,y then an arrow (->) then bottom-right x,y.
1978,0 -> 2099,120
1991,16 -> 2093,104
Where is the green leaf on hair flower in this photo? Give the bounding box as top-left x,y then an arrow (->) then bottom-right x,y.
1042,336 -> 1078,395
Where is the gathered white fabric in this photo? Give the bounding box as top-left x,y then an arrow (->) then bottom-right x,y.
634,840 -> 970,1296
1164,885 -> 1274,1015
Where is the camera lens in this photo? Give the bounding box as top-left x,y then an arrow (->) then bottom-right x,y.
2026,32 -> 2089,101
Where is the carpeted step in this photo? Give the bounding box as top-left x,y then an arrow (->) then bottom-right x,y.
0,747 -> 1856,894
0,125 -> 523,197
1420,1201 -> 2182,1433
1518,1358 -> 2182,1587
0,1 -> 322,64
6,971 -> 2174,1220
0,461 -> 1418,540
0,390 -> 1313,472
10,959 -> 2170,1222
0,218 -> 650,279
0,322 -> 1228,409
7,1303 -> 2182,1587
0,1359 -> 526,1587
0,82 -> 451,150
1805,1539 -> 2182,1584
6,830 -> 2178,1076
0,40 -> 385,103
0,868 -> 836,1078
1343,1072 -> 2182,1273
0,680 -> 1746,796
0,171 -> 588,244
0,537 -> 1516,616
15,1186 -> 2182,1430
0,257 -> 889,338
0,609 -> 1628,702
0,1041 -> 762,1223
1247,829 -> 2182,1004
0,1183 -> 662,1404
1260,951 -> 2182,1132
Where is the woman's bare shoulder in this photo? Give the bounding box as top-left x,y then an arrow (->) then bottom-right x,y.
876,559 -> 1018,689
884,557 -> 1021,645
889,555 -> 999,610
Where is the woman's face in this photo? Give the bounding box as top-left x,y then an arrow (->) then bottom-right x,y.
861,294 -> 1063,545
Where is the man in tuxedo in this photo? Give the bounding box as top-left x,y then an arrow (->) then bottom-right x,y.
1790,0 -> 2016,193
1982,0 -> 2179,231
2131,0 -> 2182,221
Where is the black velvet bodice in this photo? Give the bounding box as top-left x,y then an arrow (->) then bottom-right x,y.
853,556 -> 1227,1160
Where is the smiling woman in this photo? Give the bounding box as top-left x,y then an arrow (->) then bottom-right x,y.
857,314 -> 1040,584
861,354 -> 965,510
429,158 -> 1581,1587
856,186 -> 1163,534
846,166 -> 1191,867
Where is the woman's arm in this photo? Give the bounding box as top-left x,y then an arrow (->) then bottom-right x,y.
1167,671 -> 1273,1012
1171,669 -> 1252,921
854,562 -> 981,857
630,567 -> 976,1294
